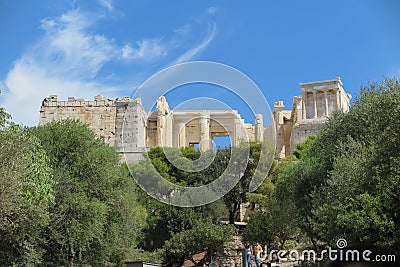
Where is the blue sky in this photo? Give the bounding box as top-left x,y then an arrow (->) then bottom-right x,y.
0,0 -> 399,126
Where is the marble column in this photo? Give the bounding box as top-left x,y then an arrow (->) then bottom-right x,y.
324,90 -> 329,117
156,112 -> 165,146
313,91 -> 317,118
301,92 -> 306,119
199,115 -> 211,151
233,118 -> 242,147
178,122 -> 186,148
165,113 -> 173,147
255,114 -> 263,142
336,89 -> 341,110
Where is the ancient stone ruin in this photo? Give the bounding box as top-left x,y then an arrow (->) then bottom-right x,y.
39,77 -> 351,162
274,77 -> 351,158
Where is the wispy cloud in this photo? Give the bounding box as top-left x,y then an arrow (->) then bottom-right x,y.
39,9 -> 117,79
173,22 -> 217,64
122,39 -> 167,61
174,23 -> 191,35
98,0 -> 114,11
1,58 -> 122,126
0,4 -> 218,126
0,8 -> 167,126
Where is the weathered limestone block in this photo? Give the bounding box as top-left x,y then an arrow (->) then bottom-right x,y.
40,95 -> 117,147
211,235 -> 244,267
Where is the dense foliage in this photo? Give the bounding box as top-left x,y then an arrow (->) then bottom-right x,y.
29,120 -> 146,266
130,144 -> 265,264
0,118 -> 54,266
243,156 -> 299,246
163,221 -> 235,266
131,143 -> 269,224
2,78 -> 400,266
274,78 -> 400,250
0,114 -> 146,266
243,78 -> 400,262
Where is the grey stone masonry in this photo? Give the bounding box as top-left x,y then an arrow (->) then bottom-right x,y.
40,95 -> 118,146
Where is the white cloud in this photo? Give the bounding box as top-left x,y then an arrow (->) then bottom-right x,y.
122,44 -> 133,59
98,0 -> 114,11
2,59 -> 121,126
0,6 -> 216,126
121,39 -> 167,61
38,9 -> 117,79
174,23 -> 191,35
1,9 -> 125,126
173,22 -> 217,64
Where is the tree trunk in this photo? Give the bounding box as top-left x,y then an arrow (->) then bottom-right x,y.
229,203 -> 240,224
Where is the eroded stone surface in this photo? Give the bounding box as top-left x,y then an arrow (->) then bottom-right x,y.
39,77 -> 351,161
40,95 -> 265,161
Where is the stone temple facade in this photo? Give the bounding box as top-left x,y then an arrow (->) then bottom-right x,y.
39,77 -> 351,161
273,77 -> 351,158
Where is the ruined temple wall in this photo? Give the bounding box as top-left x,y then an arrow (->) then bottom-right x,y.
39,95 -> 117,146
282,119 -> 293,156
338,88 -> 351,113
40,78 -> 349,162
288,78 -> 351,156
290,119 -> 327,153
263,125 -> 275,146
146,113 -> 158,147
245,123 -> 255,142
114,98 -> 148,162
39,95 -> 272,162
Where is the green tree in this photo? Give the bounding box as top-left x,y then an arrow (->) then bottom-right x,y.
163,221 -> 235,266
131,141 -> 273,264
244,153 -> 298,247
0,105 -> 12,128
222,142 -> 274,223
243,197 -> 299,247
137,189 -> 227,252
279,78 -> 400,250
30,120 -> 146,266
132,144 -> 263,224
292,135 -> 318,159
138,200 -> 199,251
242,211 -> 273,244
247,156 -> 296,208
268,195 -> 300,246
0,112 -> 54,266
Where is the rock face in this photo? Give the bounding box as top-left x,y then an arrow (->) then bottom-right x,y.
211,235 -> 244,267
39,78 -> 351,161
